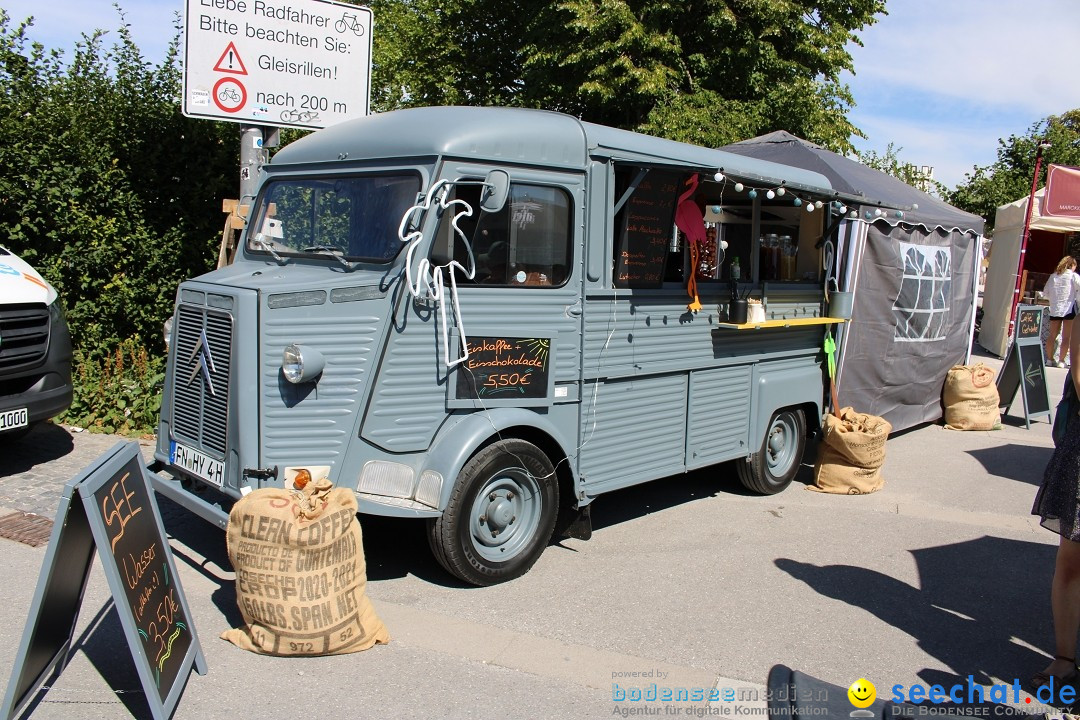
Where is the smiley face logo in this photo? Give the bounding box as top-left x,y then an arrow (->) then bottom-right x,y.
848,678 -> 876,709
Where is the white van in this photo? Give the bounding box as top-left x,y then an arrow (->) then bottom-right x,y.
0,246 -> 73,437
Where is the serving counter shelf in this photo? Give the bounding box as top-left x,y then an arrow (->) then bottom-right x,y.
713,316 -> 848,331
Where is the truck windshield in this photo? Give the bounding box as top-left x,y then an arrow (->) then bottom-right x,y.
247,174 -> 421,263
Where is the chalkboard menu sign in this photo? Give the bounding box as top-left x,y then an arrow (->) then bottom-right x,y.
453,335 -> 554,407
614,170 -> 683,288
1,442 -> 205,720
998,305 -> 1051,429
1017,306 -> 1044,340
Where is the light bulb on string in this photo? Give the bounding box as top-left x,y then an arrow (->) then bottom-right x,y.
814,200 -> 823,209
713,172 -> 725,182
747,189 -> 758,199
766,190 -> 775,200
734,183 -> 744,192
776,187 -> 786,197
793,197 -> 802,207
806,203 -> 815,213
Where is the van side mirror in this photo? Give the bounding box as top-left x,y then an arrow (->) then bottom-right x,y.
480,170 -> 510,213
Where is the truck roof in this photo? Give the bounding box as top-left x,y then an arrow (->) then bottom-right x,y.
270,106 -> 839,198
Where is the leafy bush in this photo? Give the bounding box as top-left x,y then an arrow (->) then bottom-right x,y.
0,9 -> 237,362
61,338 -> 164,436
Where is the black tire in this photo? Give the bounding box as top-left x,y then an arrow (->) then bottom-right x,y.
428,439 -> 559,586
737,408 -> 806,495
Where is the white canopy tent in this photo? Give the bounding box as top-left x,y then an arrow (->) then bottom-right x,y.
979,188 -> 1080,357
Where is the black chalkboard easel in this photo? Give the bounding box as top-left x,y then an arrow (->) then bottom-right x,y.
1,441 -> 206,720
997,304 -> 1051,429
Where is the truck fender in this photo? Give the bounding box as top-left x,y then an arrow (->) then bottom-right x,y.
422,408 -> 580,512
749,364 -> 823,450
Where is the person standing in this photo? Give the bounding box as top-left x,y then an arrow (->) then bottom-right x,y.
1043,256 -> 1080,368
1032,323 -> 1080,691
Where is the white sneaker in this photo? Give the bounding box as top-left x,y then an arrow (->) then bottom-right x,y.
1058,361 -> 1067,368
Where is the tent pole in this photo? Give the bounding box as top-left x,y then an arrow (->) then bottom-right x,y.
1008,140 -> 1051,341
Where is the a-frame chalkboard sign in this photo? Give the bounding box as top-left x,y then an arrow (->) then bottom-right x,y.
997,304 -> 1051,429
1,441 -> 206,720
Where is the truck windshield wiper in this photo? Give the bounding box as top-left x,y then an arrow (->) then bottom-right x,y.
253,233 -> 287,265
302,245 -> 353,270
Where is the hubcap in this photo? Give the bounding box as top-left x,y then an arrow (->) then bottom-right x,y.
765,413 -> 798,476
469,467 -> 542,562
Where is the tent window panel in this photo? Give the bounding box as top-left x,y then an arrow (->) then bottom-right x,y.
894,243 -> 951,342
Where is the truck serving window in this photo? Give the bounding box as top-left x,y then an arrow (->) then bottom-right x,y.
248,174 -> 421,262
431,181 -> 572,287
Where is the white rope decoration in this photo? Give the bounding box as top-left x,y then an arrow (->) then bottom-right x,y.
398,179 -> 478,367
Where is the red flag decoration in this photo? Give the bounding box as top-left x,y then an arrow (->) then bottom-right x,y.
1043,164 -> 1080,218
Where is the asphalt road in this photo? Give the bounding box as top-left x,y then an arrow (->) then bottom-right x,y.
0,349 -> 1071,719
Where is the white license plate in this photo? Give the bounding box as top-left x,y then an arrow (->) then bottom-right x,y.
0,408 -> 28,432
170,440 -> 225,487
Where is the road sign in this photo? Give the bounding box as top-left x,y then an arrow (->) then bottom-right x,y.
182,0 -> 372,129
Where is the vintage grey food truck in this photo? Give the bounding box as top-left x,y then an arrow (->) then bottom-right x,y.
149,106 -> 863,585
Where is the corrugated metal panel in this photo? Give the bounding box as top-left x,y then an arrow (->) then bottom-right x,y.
364,288 -> 583,452
260,312 -> 382,467
583,293 -> 821,379
579,375 -> 687,492
362,327 -> 449,451
686,366 -> 752,468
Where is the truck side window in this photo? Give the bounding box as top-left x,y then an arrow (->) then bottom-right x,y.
432,181 -> 572,287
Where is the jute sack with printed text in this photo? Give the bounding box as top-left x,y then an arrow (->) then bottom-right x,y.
222,479 -> 389,655
809,407 -> 891,494
942,363 -> 1001,431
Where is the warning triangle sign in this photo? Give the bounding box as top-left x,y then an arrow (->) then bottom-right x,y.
213,42 -> 247,75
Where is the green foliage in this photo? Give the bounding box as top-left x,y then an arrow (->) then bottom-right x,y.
856,143 -> 947,198
949,110 -> 1080,233
0,8 -> 237,361
367,0 -> 887,153
61,338 -> 164,436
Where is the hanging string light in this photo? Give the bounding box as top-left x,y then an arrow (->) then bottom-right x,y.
708,169 -> 907,220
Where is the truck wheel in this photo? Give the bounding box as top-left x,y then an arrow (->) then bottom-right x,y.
737,408 -> 806,495
428,439 -> 559,586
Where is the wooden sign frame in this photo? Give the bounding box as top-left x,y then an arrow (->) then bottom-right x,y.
1,442 -> 206,720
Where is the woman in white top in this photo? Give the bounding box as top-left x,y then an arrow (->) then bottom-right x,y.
1044,256 -> 1080,367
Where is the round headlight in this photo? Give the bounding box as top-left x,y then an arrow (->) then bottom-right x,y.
282,344 -> 325,384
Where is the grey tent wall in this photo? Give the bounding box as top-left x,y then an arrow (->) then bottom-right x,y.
834,222 -> 978,432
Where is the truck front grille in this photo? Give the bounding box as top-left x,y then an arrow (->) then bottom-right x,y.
0,304 -> 49,371
171,304 -> 233,456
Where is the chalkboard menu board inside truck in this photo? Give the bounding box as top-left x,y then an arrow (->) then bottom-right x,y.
614,170 -> 684,288
1,442 -> 205,720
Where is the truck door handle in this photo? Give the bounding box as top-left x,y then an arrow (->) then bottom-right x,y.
567,304 -> 582,317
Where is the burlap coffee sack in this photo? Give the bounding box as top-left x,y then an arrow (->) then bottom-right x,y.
222,478 -> 389,656
942,363 -> 1001,431
808,407 -> 891,494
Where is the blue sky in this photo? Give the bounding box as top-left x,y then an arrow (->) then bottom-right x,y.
4,0 -> 1080,191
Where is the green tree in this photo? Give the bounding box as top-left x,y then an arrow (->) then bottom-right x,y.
0,9 -> 236,358
949,110 -> 1080,233
368,0 -> 887,152
856,143 -> 946,197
